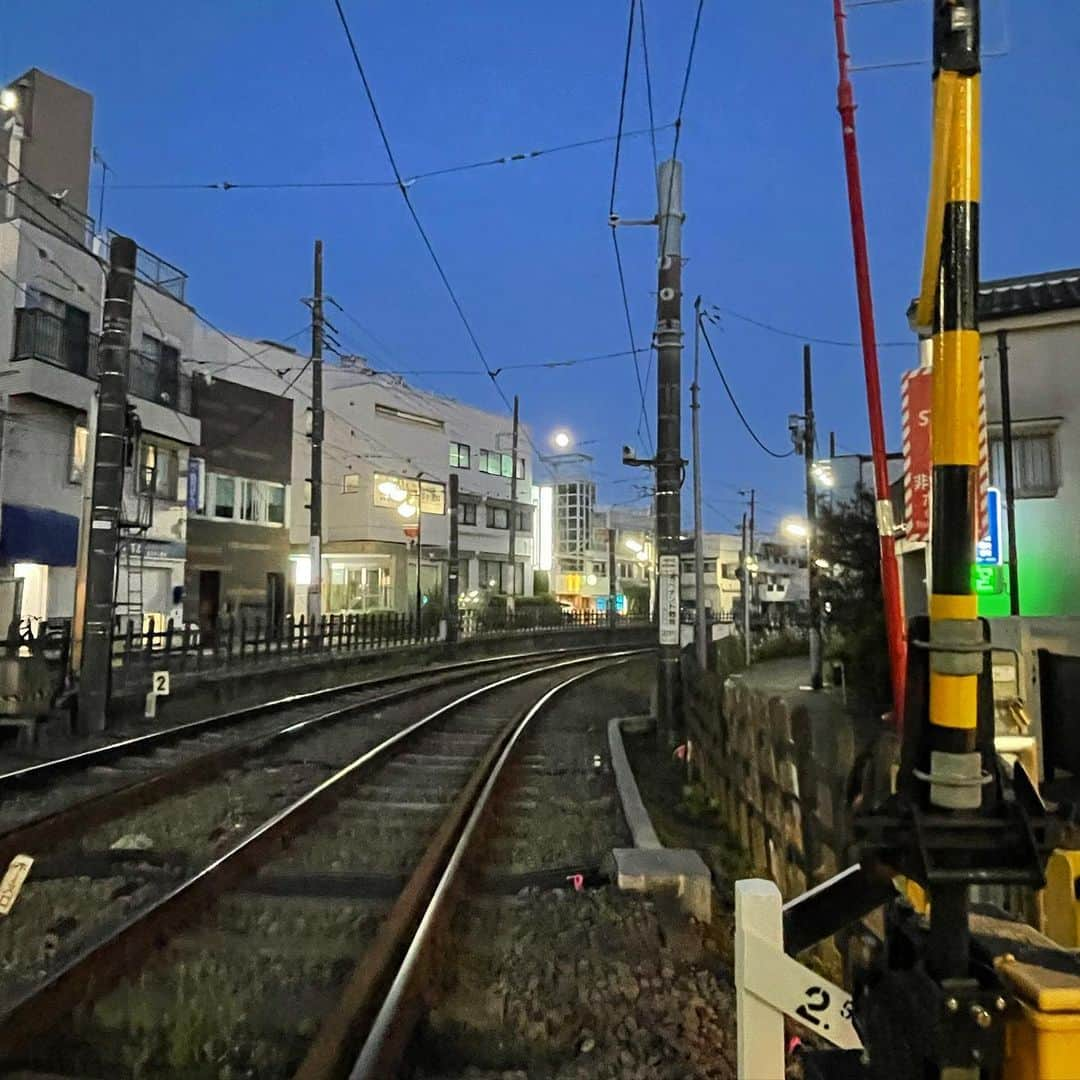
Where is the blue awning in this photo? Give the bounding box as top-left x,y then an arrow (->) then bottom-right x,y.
0,503 -> 79,566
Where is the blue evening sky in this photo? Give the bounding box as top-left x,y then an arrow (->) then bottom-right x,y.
6,1 -> 1077,535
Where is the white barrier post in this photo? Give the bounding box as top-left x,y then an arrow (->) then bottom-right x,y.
736,878 -> 785,1079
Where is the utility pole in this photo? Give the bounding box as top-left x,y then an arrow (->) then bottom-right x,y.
507,394 -> 520,610
307,239 -> 324,626
446,473 -> 459,642
415,480 -> 423,628
804,345 -> 823,690
691,297 -> 707,670
77,234 -> 136,733
655,158 -> 684,746
740,511 -> 751,667
607,527 -> 617,631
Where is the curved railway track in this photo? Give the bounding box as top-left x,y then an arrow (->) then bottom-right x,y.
0,649 -> 642,1078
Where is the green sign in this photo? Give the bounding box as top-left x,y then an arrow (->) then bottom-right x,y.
973,564 -> 1004,595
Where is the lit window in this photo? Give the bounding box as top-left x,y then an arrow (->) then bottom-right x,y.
450,442 -> 471,469
70,420 -> 88,484
139,443 -> 179,500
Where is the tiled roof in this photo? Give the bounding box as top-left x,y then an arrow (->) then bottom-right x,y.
978,270 -> 1080,320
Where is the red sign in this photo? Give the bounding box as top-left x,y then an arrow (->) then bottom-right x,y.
902,369 -> 932,543
402,525 -> 419,540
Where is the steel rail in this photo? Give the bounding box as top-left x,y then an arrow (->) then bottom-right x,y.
346,659 -> 630,1079
0,650 -> 642,1061
1,640 -> 639,794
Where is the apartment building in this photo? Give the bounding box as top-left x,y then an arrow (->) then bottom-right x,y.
0,69 -> 199,630
193,336 -> 536,616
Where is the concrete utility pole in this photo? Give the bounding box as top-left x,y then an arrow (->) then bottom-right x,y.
607,527 -> 617,631
655,159 -> 684,745
507,394 -> 519,608
77,234 -> 136,733
307,239 -> 324,625
740,511 -> 751,667
691,296 -> 707,670
446,473 -> 460,642
804,344 -> 823,690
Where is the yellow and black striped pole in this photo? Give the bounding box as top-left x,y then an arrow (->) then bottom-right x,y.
926,0 -> 983,814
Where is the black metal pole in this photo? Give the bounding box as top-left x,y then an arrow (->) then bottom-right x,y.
308,239 -> 324,625
77,234 -> 136,733
607,527 -> 617,630
416,490 -> 423,628
507,394 -> 519,604
805,345 -> 823,689
997,329 -> 1020,615
447,474 -> 459,642
655,159 -> 684,746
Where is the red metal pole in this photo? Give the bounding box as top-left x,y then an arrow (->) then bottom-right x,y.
832,0 -> 907,727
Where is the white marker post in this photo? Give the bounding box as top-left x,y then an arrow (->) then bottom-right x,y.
145,669 -> 171,719
735,878 -> 862,1079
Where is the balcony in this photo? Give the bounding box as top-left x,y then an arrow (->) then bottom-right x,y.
13,306 -> 98,377
12,307 -> 193,415
108,230 -> 188,303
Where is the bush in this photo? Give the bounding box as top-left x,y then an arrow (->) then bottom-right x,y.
754,628 -> 809,663
533,570 -> 550,595
513,594 -> 561,610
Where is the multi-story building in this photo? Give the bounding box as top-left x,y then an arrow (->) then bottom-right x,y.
0,69 -> 200,630
184,377 -> 293,629
902,267 -> 1080,619
193,336 -> 536,615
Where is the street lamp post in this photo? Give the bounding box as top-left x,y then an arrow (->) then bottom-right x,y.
391,475 -> 427,631
783,517 -> 822,689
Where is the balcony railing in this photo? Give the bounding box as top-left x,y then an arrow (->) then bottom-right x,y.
13,306 -> 99,377
12,307 -> 193,414
108,230 -> 188,303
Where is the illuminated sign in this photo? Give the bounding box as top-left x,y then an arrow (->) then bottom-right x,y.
659,555 -> 679,645
973,564 -> 1003,595
976,487 -> 1001,566
533,485 -> 553,571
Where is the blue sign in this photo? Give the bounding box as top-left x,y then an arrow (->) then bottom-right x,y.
597,594 -> 628,615
976,487 -> 1002,566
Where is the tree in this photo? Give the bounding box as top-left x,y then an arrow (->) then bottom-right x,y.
816,487 -> 891,708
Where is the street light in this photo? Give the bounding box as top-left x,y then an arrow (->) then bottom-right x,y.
552,430 -> 572,450
0,89 -> 18,113
782,517 -> 809,540
624,538 -> 643,553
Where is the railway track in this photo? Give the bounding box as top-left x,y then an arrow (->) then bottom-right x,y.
0,650 -> 641,1077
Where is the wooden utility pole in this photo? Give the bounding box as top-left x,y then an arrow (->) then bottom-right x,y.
307,239 -> 324,625
77,234 -> 136,733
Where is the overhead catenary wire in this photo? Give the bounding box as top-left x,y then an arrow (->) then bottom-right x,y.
107,124 -> 674,193
608,0 -> 653,455
699,315 -> 794,460
712,304 -> 911,348
638,0 -> 660,176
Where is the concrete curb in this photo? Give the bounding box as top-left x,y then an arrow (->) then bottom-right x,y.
608,715 -> 713,923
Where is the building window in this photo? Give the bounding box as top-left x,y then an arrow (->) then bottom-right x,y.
240,479 -> 260,522
372,473 -> 446,514
990,429 -> 1060,499
704,559 -> 717,574
70,420 -> 88,484
514,508 -> 531,532
265,483 -> 286,525
213,474 -> 236,519
374,403 -> 444,429
450,442 -> 471,469
139,442 -> 179,500
343,474 -> 360,494
593,562 -> 606,575
460,501 -> 477,526
479,559 -> 502,589
137,334 -> 181,407
516,457 -> 525,480
487,505 -> 510,530
721,563 -> 739,580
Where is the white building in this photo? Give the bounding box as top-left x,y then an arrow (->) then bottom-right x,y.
195,337 -> 536,616
901,267 -> 1080,620
0,69 -> 199,630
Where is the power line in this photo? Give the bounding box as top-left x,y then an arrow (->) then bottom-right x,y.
108,124 -> 673,193
699,315 -> 794,460
638,0 -> 660,176
645,0 -> 706,394
608,0 -> 653,455
331,0 -> 504,404
712,305 -> 911,348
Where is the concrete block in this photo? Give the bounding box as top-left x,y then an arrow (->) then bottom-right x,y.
613,846 -> 713,923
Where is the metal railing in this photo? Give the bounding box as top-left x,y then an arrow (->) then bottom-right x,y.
13,307 -> 99,377
11,308 -> 193,414
105,607 -> 646,691
108,230 -> 188,303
